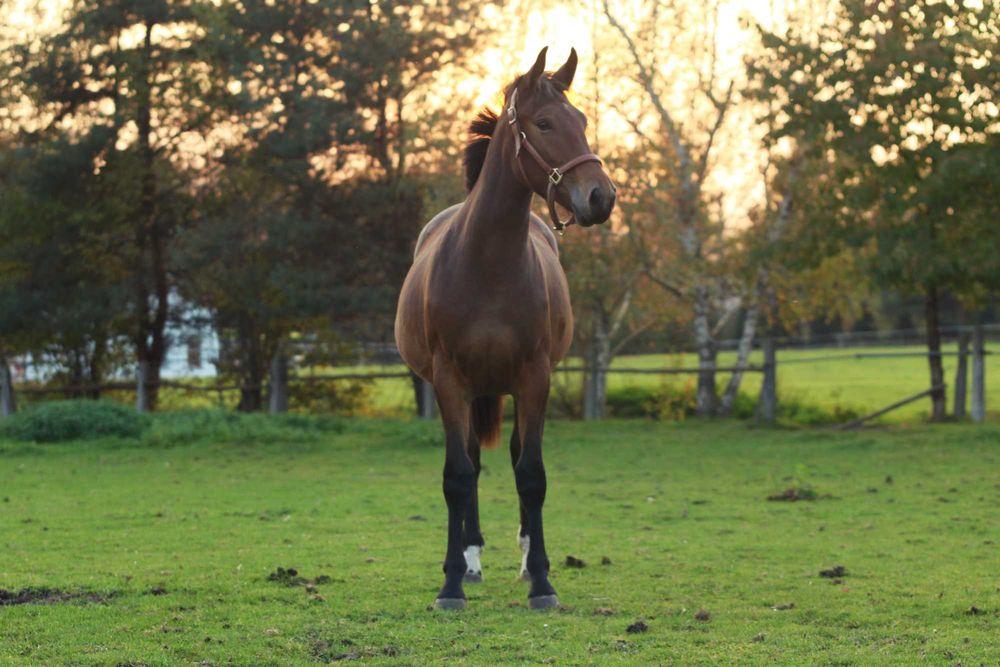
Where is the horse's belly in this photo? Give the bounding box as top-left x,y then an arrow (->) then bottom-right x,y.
453,322 -> 535,394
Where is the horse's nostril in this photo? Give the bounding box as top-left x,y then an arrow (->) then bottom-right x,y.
589,187 -> 606,211
589,187 -> 614,215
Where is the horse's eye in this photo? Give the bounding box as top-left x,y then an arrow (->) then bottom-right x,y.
535,118 -> 552,132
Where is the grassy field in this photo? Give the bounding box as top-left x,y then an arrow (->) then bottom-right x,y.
2,414 -> 998,665
353,345 -> 1000,422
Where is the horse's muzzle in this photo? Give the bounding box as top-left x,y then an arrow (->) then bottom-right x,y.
575,184 -> 616,227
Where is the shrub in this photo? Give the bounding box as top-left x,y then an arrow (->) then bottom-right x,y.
2,400 -> 149,442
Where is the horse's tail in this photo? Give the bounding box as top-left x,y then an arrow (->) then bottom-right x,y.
471,396 -> 504,449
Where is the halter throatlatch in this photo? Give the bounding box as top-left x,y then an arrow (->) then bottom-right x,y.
506,88 -> 603,235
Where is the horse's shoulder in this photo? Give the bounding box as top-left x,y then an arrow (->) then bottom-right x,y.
414,204 -> 462,258
528,212 -> 559,255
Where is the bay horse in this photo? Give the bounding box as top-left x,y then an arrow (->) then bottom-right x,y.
394,47 -> 616,610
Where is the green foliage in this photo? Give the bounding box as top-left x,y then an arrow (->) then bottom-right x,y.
748,0 -> 1000,302
604,381 -> 861,425
2,400 -> 149,442
287,378 -> 373,416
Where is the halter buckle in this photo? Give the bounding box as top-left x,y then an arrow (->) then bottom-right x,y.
548,168 -> 563,186
552,221 -> 566,236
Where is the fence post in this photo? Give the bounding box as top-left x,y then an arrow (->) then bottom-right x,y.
268,345 -> 289,414
953,332 -> 969,418
757,336 -> 776,424
419,379 -> 436,420
0,357 -> 16,418
971,324 -> 985,423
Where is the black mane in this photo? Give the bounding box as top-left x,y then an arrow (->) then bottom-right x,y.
462,76 -> 568,192
463,107 -> 498,192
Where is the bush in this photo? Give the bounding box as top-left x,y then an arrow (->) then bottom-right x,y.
2,400 -> 149,442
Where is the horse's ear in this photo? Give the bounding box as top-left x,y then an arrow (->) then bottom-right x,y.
520,47 -> 548,94
552,48 -> 577,90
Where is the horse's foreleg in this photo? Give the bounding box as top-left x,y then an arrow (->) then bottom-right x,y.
513,374 -> 558,609
463,430 -> 484,583
433,376 -> 474,610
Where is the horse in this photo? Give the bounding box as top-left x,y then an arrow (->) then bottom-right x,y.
394,47 -> 616,610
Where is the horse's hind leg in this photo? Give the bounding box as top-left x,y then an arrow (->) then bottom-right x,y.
513,371 -> 558,609
509,414 -> 530,582
432,372 -> 475,610
463,429 -> 484,583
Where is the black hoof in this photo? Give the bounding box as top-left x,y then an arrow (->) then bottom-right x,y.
528,594 -> 560,610
464,571 -> 483,583
433,597 -> 467,610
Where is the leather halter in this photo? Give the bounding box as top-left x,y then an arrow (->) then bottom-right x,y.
506,87 -> 603,235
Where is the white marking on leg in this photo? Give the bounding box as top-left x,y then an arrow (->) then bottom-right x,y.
518,527 -> 530,581
464,545 -> 482,579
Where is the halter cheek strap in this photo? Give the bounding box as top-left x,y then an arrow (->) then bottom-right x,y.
506,88 -> 603,235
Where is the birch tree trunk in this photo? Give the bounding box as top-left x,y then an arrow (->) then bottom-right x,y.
583,311 -> 610,421
693,285 -> 716,416
718,299 -> 760,416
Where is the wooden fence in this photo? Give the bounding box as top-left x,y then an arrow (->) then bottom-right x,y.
1,325 -> 991,427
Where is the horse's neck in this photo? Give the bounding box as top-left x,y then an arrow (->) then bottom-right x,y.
459,133 -> 534,261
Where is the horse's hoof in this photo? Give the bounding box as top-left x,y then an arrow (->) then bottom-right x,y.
433,597 -> 467,610
464,571 -> 483,583
528,594 -> 560,610
519,570 -> 532,582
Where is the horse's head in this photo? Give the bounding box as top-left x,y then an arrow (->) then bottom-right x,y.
505,47 -> 616,229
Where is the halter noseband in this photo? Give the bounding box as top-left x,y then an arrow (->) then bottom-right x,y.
506,87 -> 603,235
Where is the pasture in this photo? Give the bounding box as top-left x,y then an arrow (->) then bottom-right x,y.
2,414 -> 998,665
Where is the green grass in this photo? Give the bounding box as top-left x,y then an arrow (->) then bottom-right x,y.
2,415 -> 998,665
346,345 -> 1000,422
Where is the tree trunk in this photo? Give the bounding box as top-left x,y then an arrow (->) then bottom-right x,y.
718,300 -> 760,416
268,344 -> 289,414
952,332 -> 969,418
757,336 -> 777,424
971,324 -> 985,423
132,20 -> 168,413
693,285 -> 716,416
136,359 -> 152,413
237,333 -> 263,412
924,285 -> 947,421
1,356 -> 16,417
583,310 -> 610,421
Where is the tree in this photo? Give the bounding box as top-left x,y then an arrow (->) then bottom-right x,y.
181,0 -> 486,410
601,0 -> 768,416
750,0 -> 1000,419
3,0 -> 221,410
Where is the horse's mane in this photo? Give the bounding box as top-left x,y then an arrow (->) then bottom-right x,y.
463,108 -> 498,192
463,76 -> 568,192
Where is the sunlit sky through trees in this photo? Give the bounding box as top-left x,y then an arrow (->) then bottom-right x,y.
1,0 -> 829,229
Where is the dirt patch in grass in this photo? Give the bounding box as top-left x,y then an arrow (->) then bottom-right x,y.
819,565 -> 847,579
0,587 -> 110,606
266,567 -> 331,588
767,488 -> 817,502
